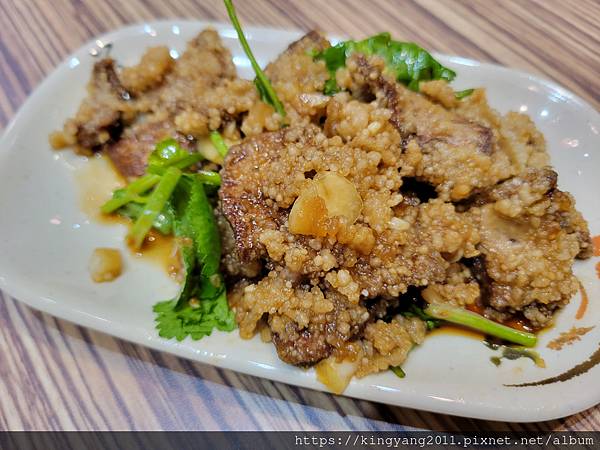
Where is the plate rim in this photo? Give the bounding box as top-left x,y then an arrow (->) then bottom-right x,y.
1,19 -> 599,423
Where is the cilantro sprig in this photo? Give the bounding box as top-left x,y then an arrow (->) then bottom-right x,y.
101,138 -> 236,341
315,32 -> 456,94
154,291 -> 235,341
152,173 -> 235,340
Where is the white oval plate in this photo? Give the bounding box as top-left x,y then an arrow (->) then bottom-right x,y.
0,20 -> 599,423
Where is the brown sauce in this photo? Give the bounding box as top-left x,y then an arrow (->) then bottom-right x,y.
430,324 -> 485,341
75,153 -> 126,223
467,302 -> 536,333
503,317 -> 534,333
466,303 -> 485,315
76,154 -> 180,276
132,232 -> 181,279
505,280 -> 597,387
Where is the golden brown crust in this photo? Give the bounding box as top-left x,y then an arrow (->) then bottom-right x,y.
219,127 -> 318,262
346,54 -> 512,200
464,169 -> 591,327
71,59 -> 132,151
52,29 -> 256,174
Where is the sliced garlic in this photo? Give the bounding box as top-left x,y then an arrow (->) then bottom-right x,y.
315,356 -> 360,395
298,92 -> 330,108
197,135 -> 224,164
289,171 -> 363,236
288,184 -> 329,236
89,248 -> 123,283
314,172 -> 363,222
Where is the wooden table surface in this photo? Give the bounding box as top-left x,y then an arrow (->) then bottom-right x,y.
0,0 -> 599,432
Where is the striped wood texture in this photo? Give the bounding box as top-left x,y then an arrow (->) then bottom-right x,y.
0,0 -> 599,431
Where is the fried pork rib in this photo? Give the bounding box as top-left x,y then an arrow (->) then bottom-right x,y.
343,53 -> 515,201
51,29 -> 260,178
219,32 -> 591,368
465,168 -> 591,327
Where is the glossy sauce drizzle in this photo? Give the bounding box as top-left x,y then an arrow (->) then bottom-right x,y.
430,324 -> 484,341
467,302 -> 535,332
76,153 -> 125,222
76,154 -> 179,275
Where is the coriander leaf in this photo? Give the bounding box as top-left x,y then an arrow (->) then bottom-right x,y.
153,173 -> 235,342
314,32 -> 456,94
153,290 -> 235,341
455,88 -> 474,100
488,344 -> 546,368
172,174 -> 221,282
323,78 -> 341,96
224,0 -> 286,119
318,42 -> 348,73
211,290 -> 237,331
314,42 -> 347,95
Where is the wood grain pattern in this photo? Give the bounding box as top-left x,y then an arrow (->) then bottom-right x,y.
0,0 -> 599,431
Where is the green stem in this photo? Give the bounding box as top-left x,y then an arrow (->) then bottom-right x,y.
390,366 -> 406,378
169,153 -> 203,170
101,174 -> 161,214
223,0 -> 286,118
127,167 -> 181,250
149,153 -> 203,175
424,303 -> 537,347
196,170 -> 222,186
116,202 -> 174,235
455,88 -> 474,100
210,131 -> 229,157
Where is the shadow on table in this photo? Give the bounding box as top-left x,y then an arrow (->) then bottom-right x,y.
25,304 -> 590,432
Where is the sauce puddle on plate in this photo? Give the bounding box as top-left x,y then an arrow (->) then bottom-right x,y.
429,324 -> 485,341
76,153 -> 125,223
75,154 -> 179,276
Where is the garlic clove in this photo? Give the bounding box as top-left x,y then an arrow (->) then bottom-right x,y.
314,171 -> 363,224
